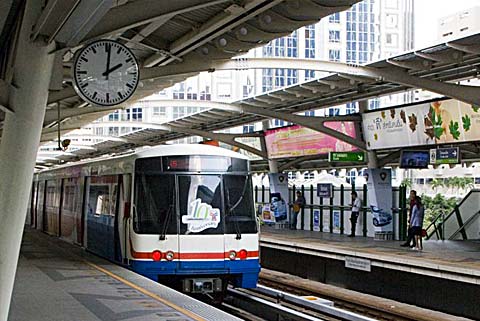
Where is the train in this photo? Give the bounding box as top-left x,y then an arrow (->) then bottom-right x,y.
27,144 -> 260,296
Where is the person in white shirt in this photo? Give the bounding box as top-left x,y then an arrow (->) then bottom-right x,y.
349,191 -> 362,237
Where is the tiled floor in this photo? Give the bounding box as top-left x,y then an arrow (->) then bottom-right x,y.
9,229 -> 240,321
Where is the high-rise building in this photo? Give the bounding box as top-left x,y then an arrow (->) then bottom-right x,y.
55,0 -> 415,149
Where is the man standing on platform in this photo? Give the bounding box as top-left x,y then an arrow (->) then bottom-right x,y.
349,191 -> 362,237
401,190 -> 417,247
291,191 -> 305,230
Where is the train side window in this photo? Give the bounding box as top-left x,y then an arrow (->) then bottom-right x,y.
88,176 -> 118,217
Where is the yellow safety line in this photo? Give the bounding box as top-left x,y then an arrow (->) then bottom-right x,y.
85,261 -> 207,321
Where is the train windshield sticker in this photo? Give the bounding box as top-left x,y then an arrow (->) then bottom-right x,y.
182,198 -> 221,233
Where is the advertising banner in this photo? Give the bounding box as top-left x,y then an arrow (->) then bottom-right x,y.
365,168 -> 393,234
261,204 -> 275,224
265,122 -> 357,159
313,210 -> 320,231
268,173 -> 290,223
362,98 -> 480,150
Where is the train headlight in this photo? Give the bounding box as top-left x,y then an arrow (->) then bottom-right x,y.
165,251 -> 174,261
152,250 -> 162,261
238,249 -> 248,260
228,250 -> 237,260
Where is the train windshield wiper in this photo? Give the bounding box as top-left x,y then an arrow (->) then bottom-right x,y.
226,175 -> 249,240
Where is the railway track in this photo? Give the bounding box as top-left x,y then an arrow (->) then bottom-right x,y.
257,269 -> 465,321
222,285 -> 377,321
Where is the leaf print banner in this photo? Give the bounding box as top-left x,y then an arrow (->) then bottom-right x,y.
362,98 -> 480,150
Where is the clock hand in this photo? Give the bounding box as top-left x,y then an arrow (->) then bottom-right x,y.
105,44 -> 111,80
101,63 -> 123,77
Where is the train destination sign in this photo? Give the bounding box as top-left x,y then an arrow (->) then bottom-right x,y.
429,147 -> 460,164
329,151 -> 366,163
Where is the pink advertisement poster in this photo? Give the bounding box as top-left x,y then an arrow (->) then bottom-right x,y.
264,122 -> 357,159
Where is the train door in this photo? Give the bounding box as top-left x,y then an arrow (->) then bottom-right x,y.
177,175 -> 225,271
61,177 -> 82,244
36,181 -> 46,232
44,179 -> 62,236
86,175 -> 118,261
26,183 -> 34,227
117,174 -> 131,264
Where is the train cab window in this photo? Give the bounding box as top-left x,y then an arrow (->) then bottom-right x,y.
178,175 -> 224,235
134,174 -> 176,234
224,175 -> 257,234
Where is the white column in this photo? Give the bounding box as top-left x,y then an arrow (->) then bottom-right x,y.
0,0 -> 55,319
262,119 -> 279,173
358,100 -> 378,168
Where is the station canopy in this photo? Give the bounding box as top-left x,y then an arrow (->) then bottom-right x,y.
1,1 -> 480,171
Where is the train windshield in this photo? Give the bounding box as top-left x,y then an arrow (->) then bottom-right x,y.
134,156 -> 256,235
133,174 -> 176,234
223,175 -> 257,235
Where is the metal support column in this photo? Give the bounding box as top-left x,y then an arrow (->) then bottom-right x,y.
0,1 -> 56,319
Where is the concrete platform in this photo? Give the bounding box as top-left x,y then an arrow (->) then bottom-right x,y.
259,226 -> 480,319
9,228 -> 241,321
260,226 -> 480,284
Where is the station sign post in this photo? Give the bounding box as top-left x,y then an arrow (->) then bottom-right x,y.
429,147 -> 460,164
329,151 -> 366,163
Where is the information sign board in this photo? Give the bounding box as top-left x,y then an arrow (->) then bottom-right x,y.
329,151 -> 365,162
317,183 -> 333,198
429,147 -> 460,164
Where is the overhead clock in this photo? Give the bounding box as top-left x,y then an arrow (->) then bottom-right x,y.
72,39 -> 139,106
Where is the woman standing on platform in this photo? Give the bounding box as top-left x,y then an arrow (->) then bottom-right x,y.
410,196 -> 425,251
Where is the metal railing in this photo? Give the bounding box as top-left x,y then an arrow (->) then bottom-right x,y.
425,189 -> 480,240
254,184 -> 409,239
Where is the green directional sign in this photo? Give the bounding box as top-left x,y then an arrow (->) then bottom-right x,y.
329,151 -> 366,163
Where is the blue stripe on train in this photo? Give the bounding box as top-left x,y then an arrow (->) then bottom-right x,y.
130,259 -> 260,288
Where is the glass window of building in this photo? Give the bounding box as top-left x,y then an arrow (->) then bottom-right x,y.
328,108 -> 340,117
329,12 -> 340,23
305,69 -> 315,81
243,124 -> 254,133
346,170 -> 356,185
286,31 -> 298,57
274,69 -> 285,88
132,108 -> 142,121
346,102 -> 357,114
329,30 -> 340,43
153,107 -> 166,116
273,119 -> 284,127
108,111 -> 119,121
262,69 -> 273,92
305,25 -> 315,58
286,69 -> 297,86
173,106 -> 186,119
303,171 -> 315,180
173,82 -> 185,99
328,49 -> 340,62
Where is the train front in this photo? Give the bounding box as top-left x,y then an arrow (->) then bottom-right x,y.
129,152 -> 260,295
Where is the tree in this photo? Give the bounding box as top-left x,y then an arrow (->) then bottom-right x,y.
401,178 -> 412,188
430,178 -> 444,191
421,193 -> 459,229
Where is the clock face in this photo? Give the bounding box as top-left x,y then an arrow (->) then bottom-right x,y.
73,39 -> 139,106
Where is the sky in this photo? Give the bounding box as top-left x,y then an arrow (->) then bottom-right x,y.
414,0 -> 480,48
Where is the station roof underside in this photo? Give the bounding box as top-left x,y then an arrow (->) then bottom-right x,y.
1,1 -> 480,171
42,32 -> 480,171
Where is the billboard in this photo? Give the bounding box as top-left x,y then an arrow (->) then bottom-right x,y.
264,122 -> 357,159
362,98 -> 480,150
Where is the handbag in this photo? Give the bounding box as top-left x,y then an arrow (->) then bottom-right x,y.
293,203 -> 300,212
421,229 -> 427,237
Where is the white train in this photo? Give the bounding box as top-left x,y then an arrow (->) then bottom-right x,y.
28,144 -> 260,295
